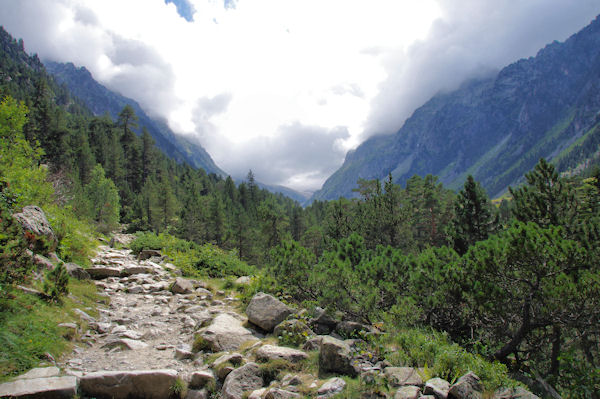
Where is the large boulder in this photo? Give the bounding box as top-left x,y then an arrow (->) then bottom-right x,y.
198,313 -> 257,352
246,292 -> 292,332
79,369 -> 178,399
493,387 -> 540,399
449,372 -> 482,399
310,307 -> 339,335
318,336 -> 359,377
424,377 -> 451,399
0,376 -> 77,399
255,344 -> 308,363
13,205 -> 57,250
172,277 -> 194,294
65,262 -> 90,280
385,367 -> 423,387
221,362 -> 264,399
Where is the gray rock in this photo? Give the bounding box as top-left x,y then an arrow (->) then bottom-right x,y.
172,277 -> 194,294
424,378 -> 450,399
57,323 -> 77,339
89,321 -> 111,333
448,372 -> 482,399
255,344 -> 308,363
127,285 -> 144,294
493,387 -> 540,399
14,367 -> 61,380
281,374 -> 302,386
310,307 -> 338,335
79,369 -> 178,399
318,335 -> 359,377
385,367 -> 423,387
317,377 -> 346,398
138,249 -> 162,260
175,344 -> 194,360
64,262 -> 90,280
303,335 -> 325,351
87,266 -> 121,279
198,313 -> 257,352
186,389 -> 208,399
13,205 -> 57,250
248,388 -> 268,399
0,376 -> 77,399
246,292 -> 293,332
394,386 -> 421,399
221,362 -> 264,399
190,370 -> 216,389
235,276 -> 252,284
336,320 -> 367,337
101,338 -> 149,351
265,388 -> 302,399
33,254 -> 54,271
121,265 -> 155,276
73,308 -> 95,323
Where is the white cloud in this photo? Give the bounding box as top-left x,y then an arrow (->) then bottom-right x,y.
1,0 -> 599,192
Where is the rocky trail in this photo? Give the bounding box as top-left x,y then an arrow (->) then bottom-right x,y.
0,237 -> 538,399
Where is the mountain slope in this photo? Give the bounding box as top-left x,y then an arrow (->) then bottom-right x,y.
44,61 -> 225,177
313,15 -> 600,201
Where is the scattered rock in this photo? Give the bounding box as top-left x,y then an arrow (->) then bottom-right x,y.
310,308 -> 339,335
493,387 -> 540,399
303,335 -> 325,351
265,388 -> 302,399
138,249 -> 162,260
336,320 -> 367,337
0,376 -> 77,399
121,265 -> 155,276
57,323 -> 78,339
14,367 -> 61,380
73,308 -> 95,323
256,344 -> 308,363
79,369 -> 178,399
87,266 -> 121,279
64,262 -> 90,280
394,386 -> 421,399
449,372 -> 483,399
198,313 -> 257,352
33,254 -> 54,271
13,205 -> 57,250
281,374 -> 302,386
172,277 -> 194,294
317,377 -> 347,398
235,276 -> 252,285
246,292 -> 293,332
385,367 -> 423,387
101,338 -> 149,351
319,336 -> 359,377
175,344 -> 194,360
186,389 -> 208,399
248,388 -> 268,399
190,370 -> 216,389
424,377 -> 451,399
221,362 -> 264,399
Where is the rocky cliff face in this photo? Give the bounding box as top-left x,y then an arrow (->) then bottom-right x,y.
313,15 -> 600,201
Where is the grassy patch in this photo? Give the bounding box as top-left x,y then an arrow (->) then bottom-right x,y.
377,327 -> 517,392
0,279 -> 103,381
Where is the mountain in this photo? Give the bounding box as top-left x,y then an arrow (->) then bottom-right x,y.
313,15 -> 600,201
44,61 -> 226,177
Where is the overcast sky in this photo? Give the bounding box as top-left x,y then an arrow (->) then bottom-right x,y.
1,0 -> 599,193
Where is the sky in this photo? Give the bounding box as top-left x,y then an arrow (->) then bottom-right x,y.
1,1 -> 600,194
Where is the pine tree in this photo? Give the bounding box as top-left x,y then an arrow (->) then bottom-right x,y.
450,175 -> 496,255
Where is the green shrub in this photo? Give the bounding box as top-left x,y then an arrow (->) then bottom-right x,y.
43,263 -> 69,302
192,334 -> 211,353
170,377 -> 187,399
130,231 -> 166,254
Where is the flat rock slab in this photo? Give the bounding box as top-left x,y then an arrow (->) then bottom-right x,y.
14,366 -> 61,380
256,344 -> 308,363
88,267 -> 121,279
79,369 -> 178,399
0,376 -> 77,399
385,367 -> 423,387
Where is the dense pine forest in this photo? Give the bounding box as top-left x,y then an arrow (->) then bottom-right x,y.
1,27 -> 600,397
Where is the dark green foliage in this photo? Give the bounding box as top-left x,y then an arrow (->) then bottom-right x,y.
43,262 -> 69,302
0,200 -> 34,291
450,175 -> 496,255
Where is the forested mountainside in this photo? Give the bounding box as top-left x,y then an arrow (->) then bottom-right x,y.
313,15 -> 600,201
45,60 -> 225,177
2,23 -> 600,398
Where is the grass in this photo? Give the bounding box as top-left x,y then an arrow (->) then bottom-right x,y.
375,327 -> 518,392
0,278 -> 104,381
